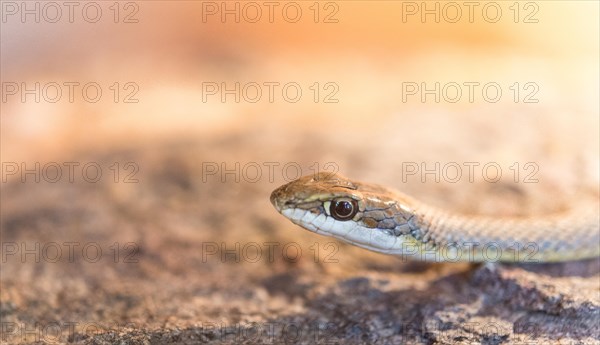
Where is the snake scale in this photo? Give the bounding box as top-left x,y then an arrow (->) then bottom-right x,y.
270,172 -> 600,262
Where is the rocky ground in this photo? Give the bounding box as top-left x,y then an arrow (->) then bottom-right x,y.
1,116 -> 599,344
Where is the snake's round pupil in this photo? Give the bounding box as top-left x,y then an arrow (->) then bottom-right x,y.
331,199 -> 357,221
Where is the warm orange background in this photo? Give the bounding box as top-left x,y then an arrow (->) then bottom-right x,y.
2,1 -> 598,160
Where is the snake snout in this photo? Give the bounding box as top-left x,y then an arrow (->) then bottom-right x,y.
270,186 -> 289,211
269,189 -> 281,210
270,182 -> 302,213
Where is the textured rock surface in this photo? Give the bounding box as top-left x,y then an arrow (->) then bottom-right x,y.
1,123 -> 598,344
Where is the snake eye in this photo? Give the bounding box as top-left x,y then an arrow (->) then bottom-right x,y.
330,198 -> 358,221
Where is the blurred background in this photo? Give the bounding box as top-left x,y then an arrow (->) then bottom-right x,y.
1,1 -> 599,344
3,2 -> 598,157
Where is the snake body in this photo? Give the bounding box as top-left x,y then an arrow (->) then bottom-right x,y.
270,173 -> 600,262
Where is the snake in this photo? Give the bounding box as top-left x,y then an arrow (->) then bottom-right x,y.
270,172 -> 600,262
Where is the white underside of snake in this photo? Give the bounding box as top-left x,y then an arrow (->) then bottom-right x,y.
270,173 -> 599,262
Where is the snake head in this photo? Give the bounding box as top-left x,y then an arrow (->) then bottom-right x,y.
270,173 -> 417,254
